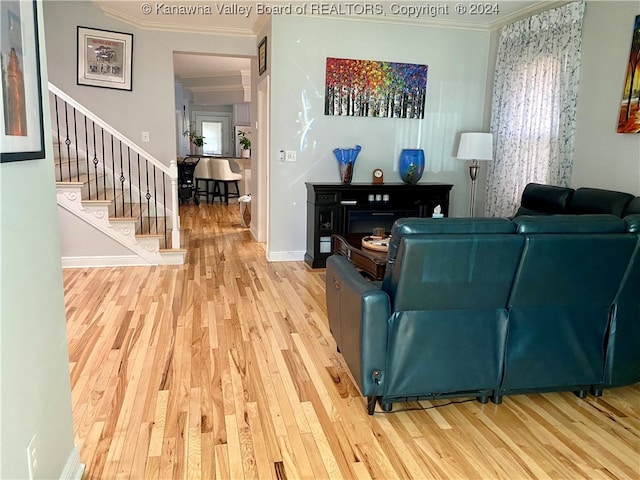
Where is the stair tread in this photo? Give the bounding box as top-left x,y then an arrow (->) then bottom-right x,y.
136,233 -> 164,239
57,170 -> 106,184
82,199 -> 112,205
56,181 -> 83,186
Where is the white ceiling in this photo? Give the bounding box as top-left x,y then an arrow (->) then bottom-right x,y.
173,52 -> 252,105
172,53 -> 251,78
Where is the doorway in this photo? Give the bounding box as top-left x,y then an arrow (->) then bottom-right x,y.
173,52 -> 268,245
173,52 -> 252,158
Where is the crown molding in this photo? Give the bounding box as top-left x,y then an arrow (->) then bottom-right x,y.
293,1 -> 562,32
252,13 -> 270,35
98,4 -> 256,37
188,84 -> 246,93
98,1 -> 566,37
486,1 -> 571,30
177,70 -> 247,80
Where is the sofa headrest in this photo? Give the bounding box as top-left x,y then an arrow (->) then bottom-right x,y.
383,217 -> 517,292
569,187 -> 635,217
390,217 -> 515,238
517,183 -> 574,215
625,214 -> 640,233
513,214 -> 626,234
624,197 -> 640,216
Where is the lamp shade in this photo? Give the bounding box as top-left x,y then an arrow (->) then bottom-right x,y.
456,132 -> 493,161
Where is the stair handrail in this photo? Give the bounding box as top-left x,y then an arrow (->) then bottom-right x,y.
49,83 -> 173,176
48,82 -> 181,249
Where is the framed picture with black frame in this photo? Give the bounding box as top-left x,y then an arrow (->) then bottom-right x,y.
77,26 -> 133,91
1,0 -> 45,163
258,36 -> 267,75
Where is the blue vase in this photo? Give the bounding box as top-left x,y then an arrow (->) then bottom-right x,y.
399,149 -> 425,184
333,145 -> 361,184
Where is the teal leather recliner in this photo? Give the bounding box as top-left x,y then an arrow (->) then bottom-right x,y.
326,218 -> 525,414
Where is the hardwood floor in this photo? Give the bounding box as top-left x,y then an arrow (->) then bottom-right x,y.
64,203 -> 640,479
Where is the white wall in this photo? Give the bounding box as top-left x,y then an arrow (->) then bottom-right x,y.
42,1 -> 256,166
0,2 -> 77,478
572,1 -> 640,193
58,208 -> 133,256
268,16 -> 490,258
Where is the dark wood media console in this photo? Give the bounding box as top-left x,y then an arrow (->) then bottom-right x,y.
305,182 -> 454,268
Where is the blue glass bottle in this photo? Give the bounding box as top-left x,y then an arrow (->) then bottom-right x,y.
333,145 -> 361,184
399,149 -> 425,184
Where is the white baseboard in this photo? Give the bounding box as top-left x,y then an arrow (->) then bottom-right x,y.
266,250 -> 306,262
63,249 -> 302,266
249,224 -> 258,241
159,250 -> 187,265
61,255 -> 152,268
60,447 -> 85,480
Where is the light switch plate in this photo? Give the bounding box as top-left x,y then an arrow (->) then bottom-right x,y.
285,150 -> 296,162
141,131 -> 150,142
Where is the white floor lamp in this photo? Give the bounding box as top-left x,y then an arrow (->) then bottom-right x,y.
456,132 -> 494,217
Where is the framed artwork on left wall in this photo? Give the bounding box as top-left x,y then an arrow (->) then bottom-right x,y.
77,26 -> 133,91
0,0 -> 45,163
258,36 -> 267,75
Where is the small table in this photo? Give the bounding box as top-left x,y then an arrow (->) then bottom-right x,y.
331,234 -> 388,280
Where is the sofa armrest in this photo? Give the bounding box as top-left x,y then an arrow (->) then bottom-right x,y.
326,255 -> 391,397
624,214 -> 640,233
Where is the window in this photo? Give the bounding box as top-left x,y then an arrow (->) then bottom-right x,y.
202,121 -> 222,156
486,2 -> 585,217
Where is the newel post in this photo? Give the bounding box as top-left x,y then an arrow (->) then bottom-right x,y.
170,159 -> 181,249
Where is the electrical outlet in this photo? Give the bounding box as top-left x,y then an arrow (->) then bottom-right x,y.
27,434 -> 39,480
285,150 -> 297,162
141,131 -> 150,142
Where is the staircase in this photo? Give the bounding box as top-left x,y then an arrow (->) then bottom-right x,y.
50,84 -> 186,266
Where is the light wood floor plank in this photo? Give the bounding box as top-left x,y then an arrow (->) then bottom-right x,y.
245,401 -> 275,480
64,203 -> 640,479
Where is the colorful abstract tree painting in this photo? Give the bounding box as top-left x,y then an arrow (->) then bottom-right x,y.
325,58 -> 428,119
617,15 -> 640,133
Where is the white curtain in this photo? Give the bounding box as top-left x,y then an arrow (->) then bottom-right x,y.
485,1 -> 586,217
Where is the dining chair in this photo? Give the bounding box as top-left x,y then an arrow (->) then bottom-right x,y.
210,158 -> 242,205
193,157 -> 216,203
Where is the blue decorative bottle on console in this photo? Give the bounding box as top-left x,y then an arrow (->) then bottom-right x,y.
399,149 -> 425,184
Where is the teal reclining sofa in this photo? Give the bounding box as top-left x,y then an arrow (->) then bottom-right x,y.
326,211 -> 640,414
